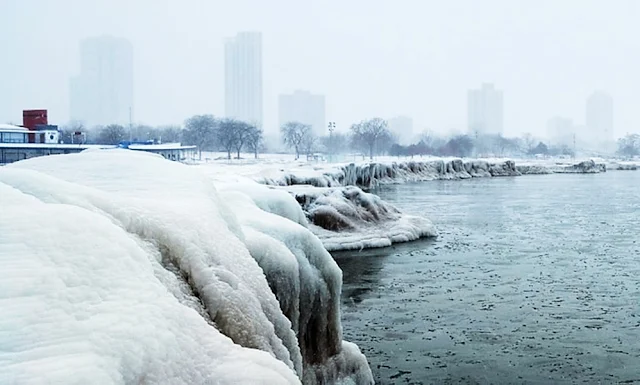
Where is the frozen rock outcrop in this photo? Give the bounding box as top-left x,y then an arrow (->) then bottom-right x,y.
0,151 -> 373,385
255,159 -> 521,189
517,159 -> 607,175
289,185 -> 438,251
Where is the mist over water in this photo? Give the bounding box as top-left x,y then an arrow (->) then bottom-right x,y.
335,173 -> 640,384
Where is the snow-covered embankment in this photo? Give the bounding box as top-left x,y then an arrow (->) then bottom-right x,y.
254,158 -> 520,189
517,159 -> 607,175
0,151 -> 373,385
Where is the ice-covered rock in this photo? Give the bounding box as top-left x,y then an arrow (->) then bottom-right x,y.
517,159 -> 607,175
0,150 -> 373,385
254,159 -> 520,189
288,185 -> 438,251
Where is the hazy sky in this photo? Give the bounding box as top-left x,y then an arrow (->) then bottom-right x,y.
1,0 -> 638,137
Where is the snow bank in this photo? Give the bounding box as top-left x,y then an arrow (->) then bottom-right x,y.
288,185 -> 438,251
0,150 -> 372,385
251,158 -> 520,189
205,172 -> 437,252
517,159 -> 607,175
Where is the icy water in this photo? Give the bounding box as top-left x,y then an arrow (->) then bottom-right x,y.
333,173 -> 640,385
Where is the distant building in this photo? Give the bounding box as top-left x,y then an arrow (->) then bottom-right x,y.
586,91 -> 613,143
70,36 -> 134,127
387,116 -> 414,145
278,90 -> 325,136
468,83 -> 504,136
547,116 -> 575,147
225,32 -> 263,128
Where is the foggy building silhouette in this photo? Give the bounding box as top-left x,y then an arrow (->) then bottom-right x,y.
547,116 -> 575,147
69,36 -> 134,127
467,83 -> 503,136
225,32 -> 263,128
278,90 -> 325,135
387,116 -> 414,145
586,91 -> 613,143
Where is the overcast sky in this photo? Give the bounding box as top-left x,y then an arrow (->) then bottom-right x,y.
1,0 -> 638,137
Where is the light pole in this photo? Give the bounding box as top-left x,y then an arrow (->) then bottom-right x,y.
328,122 -> 336,162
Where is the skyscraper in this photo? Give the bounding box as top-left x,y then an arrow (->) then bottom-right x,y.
547,116 -> 575,146
225,32 -> 263,128
586,91 -> 613,143
278,90 -> 325,135
467,83 -> 503,136
69,36 -> 133,127
387,116 -> 414,145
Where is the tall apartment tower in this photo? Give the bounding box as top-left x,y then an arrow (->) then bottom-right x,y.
69,36 -> 134,127
278,90 -> 325,135
225,32 -> 263,128
467,83 -> 503,136
586,91 -> 613,143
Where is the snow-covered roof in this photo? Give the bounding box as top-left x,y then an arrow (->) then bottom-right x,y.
0,124 -> 28,132
128,143 -> 197,150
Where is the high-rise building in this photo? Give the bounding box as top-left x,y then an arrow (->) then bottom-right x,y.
467,83 -> 503,136
387,116 -> 414,145
69,36 -> 133,127
586,91 -> 613,143
225,32 -> 263,128
547,116 -> 575,146
278,90 -> 325,135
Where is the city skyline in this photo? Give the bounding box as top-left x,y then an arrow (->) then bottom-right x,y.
2,1 -> 638,138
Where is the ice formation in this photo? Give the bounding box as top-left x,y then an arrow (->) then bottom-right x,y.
205,171 -> 437,252
252,159 -> 520,189
517,159 -> 607,175
0,150 -> 373,385
288,185 -> 437,251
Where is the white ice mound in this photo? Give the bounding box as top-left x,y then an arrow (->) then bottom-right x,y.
0,150 -> 372,385
288,185 -> 438,251
254,159 -> 520,189
517,159 -> 607,175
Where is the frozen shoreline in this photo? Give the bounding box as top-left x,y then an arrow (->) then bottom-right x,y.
204,155 -> 638,191
0,151 -> 375,385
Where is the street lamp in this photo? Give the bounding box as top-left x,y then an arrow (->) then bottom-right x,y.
328,122 -> 336,162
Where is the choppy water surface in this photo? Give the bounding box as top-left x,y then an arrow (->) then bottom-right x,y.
334,173 -> 640,385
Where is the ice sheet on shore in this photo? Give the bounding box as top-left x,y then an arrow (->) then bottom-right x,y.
288,185 -> 438,251
0,150 -> 373,385
516,159 -> 607,174
207,172 -> 438,252
210,158 -> 520,189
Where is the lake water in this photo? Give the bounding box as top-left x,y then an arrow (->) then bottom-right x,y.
333,172 -> 640,385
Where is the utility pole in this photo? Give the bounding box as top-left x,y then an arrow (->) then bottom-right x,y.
328,121 -> 336,162
129,106 -> 133,142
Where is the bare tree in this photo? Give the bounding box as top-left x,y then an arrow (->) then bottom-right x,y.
157,125 -> 183,143
245,126 -> 264,159
60,120 -> 85,144
522,133 -> 536,154
98,124 -> 127,145
349,118 -> 391,160
301,132 -> 317,158
183,115 -> 217,160
217,118 -> 244,160
281,122 -> 312,160
232,122 -> 253,159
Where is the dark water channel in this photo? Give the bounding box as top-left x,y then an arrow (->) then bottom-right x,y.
333,173 -> 640,385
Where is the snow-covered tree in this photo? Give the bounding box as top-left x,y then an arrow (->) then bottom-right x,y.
183,115 -> 217,160
281,122 -> 312,160
349,118 -> 391,160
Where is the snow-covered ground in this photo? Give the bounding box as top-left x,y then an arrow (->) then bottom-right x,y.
0,150 -> 373,385
204,157 -> 520,189
202,153 -> 639,190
